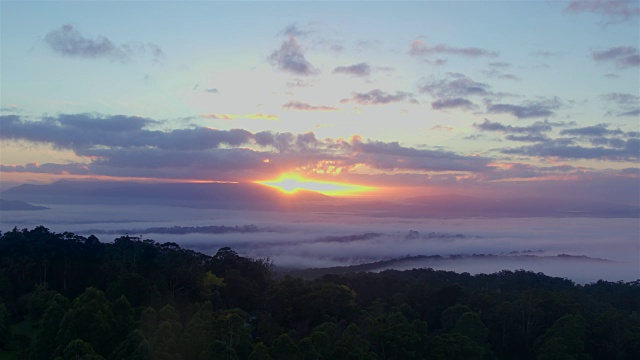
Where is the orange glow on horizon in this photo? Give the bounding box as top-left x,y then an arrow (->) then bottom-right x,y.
256,173 -> 375,197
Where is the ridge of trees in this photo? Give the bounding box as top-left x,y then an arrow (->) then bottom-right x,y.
0,226 -> 638,359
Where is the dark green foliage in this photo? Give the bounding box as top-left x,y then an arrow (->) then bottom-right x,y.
1,227 -> 638,360
535,314 -> 589,360
0,301 -> 12,348
270,334 -> 301,359
248,342 -> 273,360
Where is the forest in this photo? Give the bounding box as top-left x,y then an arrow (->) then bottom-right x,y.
0,226 -> 638,360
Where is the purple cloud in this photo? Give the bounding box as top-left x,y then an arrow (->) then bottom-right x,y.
279,23 -> 310,37
283,101 -> 339,111
419,73 -> 490,98
501,139 -> 639,161
340,89 -> 416,105
591,46 -> 640,69
560,123 -> 625,137
347,137 -> 492,172
0,113 -> 498,180
600,92 -> 639,116
333,63 -> 371,77
474,119 -> 553,135
486,97 -> 563,119
431,98 -> 477,110
44,24 -> 164,63
565,0 -> 639,23
268,37 -> 318,76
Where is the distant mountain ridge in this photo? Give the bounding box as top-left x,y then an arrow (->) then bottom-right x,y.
1,180 -> 330,210
0,199 -> 49,211
2,180 -> 638,217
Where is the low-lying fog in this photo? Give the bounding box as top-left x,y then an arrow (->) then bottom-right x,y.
1,204 -> 638,284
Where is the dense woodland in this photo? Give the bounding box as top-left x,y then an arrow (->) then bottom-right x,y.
0,226 -> 638,360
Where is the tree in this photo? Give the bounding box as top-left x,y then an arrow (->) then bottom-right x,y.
535,314 -> 589,360
55,287 -> 116,357
270,334 -> 301,359
0,301 -> 12,349
248,342 -> 273,360
56,339 -> 105,360
453,312 -> 489,346
29,294 -> 70,360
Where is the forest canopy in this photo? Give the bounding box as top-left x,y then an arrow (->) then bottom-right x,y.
0,226 -> 638,360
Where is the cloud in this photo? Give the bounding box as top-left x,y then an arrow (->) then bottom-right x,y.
0,162 -> 90,175
531,50 -> 565,57
282,101 -> 339,111
474,119 -> 553,136
483,63 -> 520,81
409,39 -> 498,58
346,136 -> 492,172
0,114 -> 252,152
431,98 -> 477,110
430,125 -> 455,132
600,92 -> 639,116
559,123 -> 625,137
564,0 -> 639,23
340,89 -> 416,105
486,97 -> 563,118
333,62 -> 371,76
591,46 -> 640,69
0,104 -> 20,113
501,138 -> 639,161
618,109 -> 640,117
279,23 -> 311,37
419,73 -> 490,98
600,92 -> 639,106
0,113 -> 497,180
200,113 -> 278,120
504,134 -> 549,142
44,24 -> 164,62
268,36 -> 318,75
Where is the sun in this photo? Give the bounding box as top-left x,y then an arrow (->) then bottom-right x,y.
256,173 -> 374,197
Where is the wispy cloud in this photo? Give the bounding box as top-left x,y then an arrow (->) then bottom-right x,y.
486,97 -> 563,119
409,39 -> 498,58
333,62 -> 371,77
200,113 -> 278,121
268,36 -> 318,75
420,73 -> 497,112
483,62 -> 520,81
431,98 -> 477,110
531,50 -> 565,58
564,0 -> 640,24
591,46 -> 640,69
474,119 -> 553,137
560,123 -> 625,137
600,92 -> 640,116
501,139 -> 639,161
283,101 -> 339,111
340,89 -> 416,105
44,24 -> 164,63
278,23 -> 311,38
419,73 -> 490,98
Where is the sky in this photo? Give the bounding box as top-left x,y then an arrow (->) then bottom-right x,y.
1,0 -> 639,202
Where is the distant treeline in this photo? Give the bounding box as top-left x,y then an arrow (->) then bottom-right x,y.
0,226 -> 638,360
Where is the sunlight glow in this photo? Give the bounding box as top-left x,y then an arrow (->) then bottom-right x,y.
256,173 -> 374,197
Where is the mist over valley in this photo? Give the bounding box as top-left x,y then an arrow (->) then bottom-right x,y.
1,180 -> 637,284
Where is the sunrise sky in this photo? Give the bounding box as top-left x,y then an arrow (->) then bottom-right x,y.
1,0 -> 639,201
